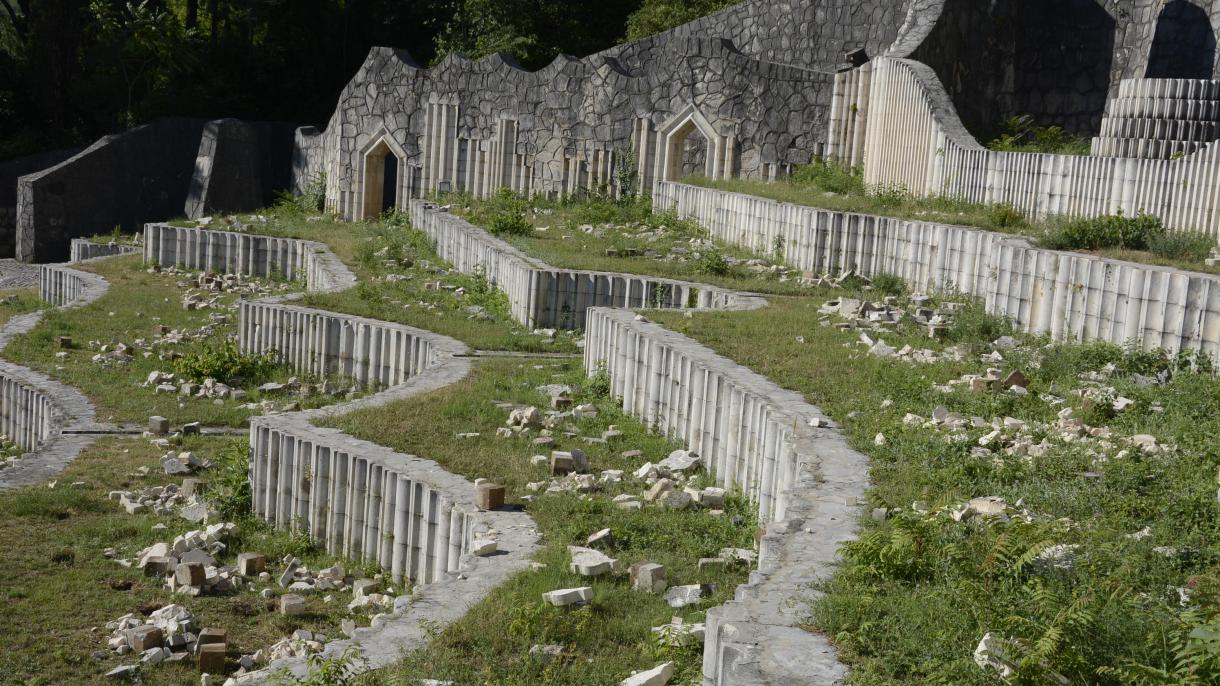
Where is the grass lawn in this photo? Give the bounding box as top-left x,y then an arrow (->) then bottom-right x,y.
1,254 -> 352,427
0,436 -> 375,686
650,292 -> 1220,684
322,357 -> 756,685
0,287 -> 44,329
178,212 -> 581,354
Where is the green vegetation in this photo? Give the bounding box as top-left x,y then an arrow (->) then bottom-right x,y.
986,115 -> 1092,156
449,191 -> 819,296
321,358 -> 756,685
648,292 -> 1220,685
1039,213 -> 1217,270
686,164 -> 1039,236
0,437 -> 366,686
468,187 -> 533,237
0,287 -> 44,328
0,253 -> 338,426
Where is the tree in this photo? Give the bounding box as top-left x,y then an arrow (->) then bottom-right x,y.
625,0 -> 735,41
88,0 -> 192,126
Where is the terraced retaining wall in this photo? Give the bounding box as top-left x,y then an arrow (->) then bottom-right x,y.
147,224 -> 539,681
829,58 -> 1220,239
408,199 -> 765,328
0,265 -> 107,489
583,307 -> 867,686
660,180 -> 1220,359
68,238 -> 140,263
143,223 -> 357,293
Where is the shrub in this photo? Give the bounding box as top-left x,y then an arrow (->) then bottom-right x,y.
174,337 -> 278,385
209,439 -> 253,520
790,158 -> 865,195
869,272 -> 907,297
985,203 -> 1027,231
693,250 -> 731,276
988,115 -> 1091,155
469,187 -> 532,236
1039,213 -> 1165,252
1147,229 -> 1215,262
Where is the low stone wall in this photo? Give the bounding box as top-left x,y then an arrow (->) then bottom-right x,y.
583,307 -> 867,686
147,224 -> 540,681
408,199 -> 766,328
0,264 -> 109,489
68,239 -> 140,263
660,180 -> 1220,358
143,223 -> 357,293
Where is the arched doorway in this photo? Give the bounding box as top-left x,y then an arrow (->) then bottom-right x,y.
361,138 -> 405,220
656,105 -> 730,184
1146,1 -> 1216,79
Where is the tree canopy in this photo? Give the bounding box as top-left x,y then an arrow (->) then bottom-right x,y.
0,0 -> 740,159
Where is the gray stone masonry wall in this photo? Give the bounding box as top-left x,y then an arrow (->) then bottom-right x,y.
583,308 -> 867,686
0,148 -> 81,258
16,118 -> 208,263
185,119 -> 265,220
408,199 -> 766,329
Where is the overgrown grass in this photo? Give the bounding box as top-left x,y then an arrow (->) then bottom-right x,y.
0,437 -> 369,686
1,254 -> 339,427
198,206 -> 578,353
321,358 -> 756,685
448,191 -> 818,296
986,115 -> 1092,156
687,167 -> 1036,236
0,287 -> 45,328
649,295 -> 1220,685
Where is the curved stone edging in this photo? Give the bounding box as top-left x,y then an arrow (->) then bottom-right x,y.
583,308 -> 867,686
69,238 -> 141,263
408,199 -> 767,328
0,263 -> 109,490
661,180 -> 1220,359
138,222 -> 540,682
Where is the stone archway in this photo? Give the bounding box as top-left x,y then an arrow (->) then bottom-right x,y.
1146,0 -> 1217,80
655,105 -> 731,184
360,135 -> 408,220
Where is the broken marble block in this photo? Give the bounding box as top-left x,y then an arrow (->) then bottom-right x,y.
125,625 -> 163,652
542,586 -> 593,607
476,483 -> 505,511
198,642 -> 225,674
665,584 -> 710,608
175,562 -> 205,587
279,594 -> 306,616
148,416 -> 169,435
620,661 -> 674,686
236,553 -> 266,576
568,546 -> 617,576
630,562 -> 667,593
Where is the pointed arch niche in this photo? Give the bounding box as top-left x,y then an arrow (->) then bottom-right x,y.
359,132 -> 409,220
654,105 -> 733,184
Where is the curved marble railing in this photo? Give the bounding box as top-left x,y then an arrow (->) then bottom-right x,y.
0,263 -> 108,490
584,308 -> 867,686
140,223 -> 539,682
661,180 -> 1220,359
68,238 -> 141,263
408,199 -> 766,328
144,222 -> 357,293
829,58 -> 1220,240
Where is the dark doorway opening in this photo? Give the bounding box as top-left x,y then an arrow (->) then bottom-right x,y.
1146,1 -> 1216,80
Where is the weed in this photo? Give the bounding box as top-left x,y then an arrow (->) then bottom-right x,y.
1039,212 -> 1165,252
469,188 -> 532,236
988,115 -> 1091,155
174,337 -> 278,386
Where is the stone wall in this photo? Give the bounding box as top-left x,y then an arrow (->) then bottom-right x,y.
185,119 -> 265,220
830,58 -> 1220,239
0,264 -> 108,490
660,180 -> 1220,358
68,239 -> 140,263
583,308 -> 867,686
143,223 -> 357,293
0,148 -> 81,258
139,223 -> 539,682
408,200 -> 766,329
15,118 -> 207,263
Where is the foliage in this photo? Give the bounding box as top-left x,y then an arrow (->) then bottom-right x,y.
468,187 -> 532,236
625,0 -> 737,40
173,336 -> 278,385
274,646 -> 367,686
1146,229 -> 1215,263
88,0 -> 192,126
1039,212 -> 1166,252
790,158 -> 866,195
208,438 -> 252,520
988,115 -> 1091,155
869,272 -> 907,297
